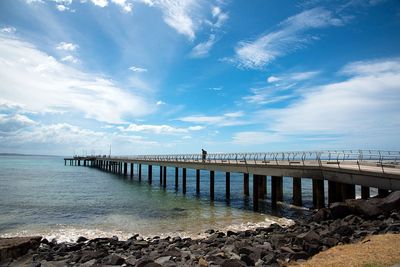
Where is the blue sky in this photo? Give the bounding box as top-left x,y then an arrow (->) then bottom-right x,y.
0,0 -> 399,155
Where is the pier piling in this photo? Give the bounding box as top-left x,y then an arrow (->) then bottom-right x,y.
361,186 -> 370,199
226,172 -> 230,200
210,171 -> 215,201
163,166 -> 167,188
253,175 -> 260,211
148,165 -> 152,184
182,168 -> 187,194
243,173 -> 249,196
175,167 -> 178,189
196,169 -> 200,194
292,177 -> 302,206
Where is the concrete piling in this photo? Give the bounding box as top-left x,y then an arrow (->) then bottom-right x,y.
196,169 -> 200,194
148,165 -> 152,184
253,175 -> 259,211
182,168 -> 187,194
226,172 -> 230,200
244,173 -> 249,196
361,186 -> 370,199
175,167 -> 179,189
292,177 -> 302,206
210,171 -> 215,201
163,166 -> 167,188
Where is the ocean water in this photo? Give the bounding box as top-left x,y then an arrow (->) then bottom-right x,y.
0,155 -> 359,242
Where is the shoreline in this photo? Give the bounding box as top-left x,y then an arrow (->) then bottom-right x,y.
1,191 -> 399,266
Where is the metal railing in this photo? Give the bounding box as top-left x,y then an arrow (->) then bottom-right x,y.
89,150 -> 400,173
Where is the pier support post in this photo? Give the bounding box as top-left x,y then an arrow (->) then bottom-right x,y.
210,171 -> 215,201
78,160 -> 80,166
328,181 -> 338,204
271,176 -> 283,208
139,164 -> 142,181
378,189 -> 389,198
259,175 -> 266,199
163,166 -> 167,189
124,162 -> 127,176
159,166 -> 163,185
253,175 -> 260,211
313,179 -> 325,209
175,167 -> 178,189
342,183 -> 356,200
148,165 -> 152,184
64,160 -> 66,165
243,173 -> 249,196
361,186 -> 370,199
226,172 -> 230,200
182,168 -> 187,194
292,177 -> 302,206
196,169 -> 200,194
130,163 -> 133,179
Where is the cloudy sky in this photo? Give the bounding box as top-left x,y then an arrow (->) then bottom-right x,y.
0,0 -> 399,155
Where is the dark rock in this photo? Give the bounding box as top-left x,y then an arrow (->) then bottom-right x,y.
0,236 -> 42,262
296,230 -> 320,242
102,253 -> 125,265
227,231 -> 237,237
40,238 -> 49,245
333,225 -> 354,236
163,247 -> 181,257
136,258 -> 155,267
143,263 -> 162,267
221,259 -> 246,267
291,251 -> 309,260
312,208 -> 331,222
240,254 -> 254,266
76,236 -> 88,243
205,229 -> 215,234
79,250 -> 107,263
329,202 -> 351,219
262,252 -> 275,265
238,246 -> 253,255
321,237 -> 339,247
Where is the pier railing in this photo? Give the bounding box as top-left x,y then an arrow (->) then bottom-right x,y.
92,150 -> 400,173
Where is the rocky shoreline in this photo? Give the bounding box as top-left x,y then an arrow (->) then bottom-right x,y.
1,191 -> 399,267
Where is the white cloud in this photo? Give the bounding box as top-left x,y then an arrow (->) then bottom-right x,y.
56,42 -> 78,51
211,5 -> 228,28
267,71 -> 320,84
190,34 -> 216,58
129,66 -> 148,72
140,0 -> 199,40
61,55 -> 79,63
119,123 -> 204,134
178,111 -> 248,127
0,35 -> 153,124
1,27 -> 16,34
232,131 -> 282,145
156,100 -> 165,105
267,76 -> 281,83
233,8 -> 344,69
111,0 -> 133,12
56,4 -> 68,11
209,86 -> 222,91
90,0 -> 109,7
0,113 -> 36,132
255,58 -> 400,147
26,0 -> 44,4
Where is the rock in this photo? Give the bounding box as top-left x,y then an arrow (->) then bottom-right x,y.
136,258 -> 155,267
262,252 -> 275,265
76,236 -> 88,243
333,225 -> 354,236
296,230 -> 320,242
312,208 -> 331,222
205,229 -> 215,234
0,236 -> 42,263
163,247 -> 181,257
227,231 -> 237,237
102,253 -> 125,265
155,256 -> 171,265
221,259 -> 246,267
240,254 -> 254,266
79,250 -> 107,263
198,256 -> 208,267
238,246 -> 253,255
329,202 -> 351,219
142,263 -> 162,267
321,237 -> 339,247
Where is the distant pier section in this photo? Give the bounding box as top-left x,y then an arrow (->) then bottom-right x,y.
65,150 -> 400,211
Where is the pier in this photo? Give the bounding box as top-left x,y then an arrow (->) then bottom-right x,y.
65,150 -> 400,211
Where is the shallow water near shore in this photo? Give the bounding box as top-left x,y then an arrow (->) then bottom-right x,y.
0,155 -> 323,241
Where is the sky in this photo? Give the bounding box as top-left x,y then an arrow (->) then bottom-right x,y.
0,0 -> 399,156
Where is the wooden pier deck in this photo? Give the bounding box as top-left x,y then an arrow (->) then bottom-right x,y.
65,150 -> 400,211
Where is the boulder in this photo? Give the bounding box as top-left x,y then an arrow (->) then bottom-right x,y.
0,236 -> 42,263
221,259 -> 247,267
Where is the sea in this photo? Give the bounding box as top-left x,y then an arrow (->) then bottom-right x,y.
0,155 -> 372,242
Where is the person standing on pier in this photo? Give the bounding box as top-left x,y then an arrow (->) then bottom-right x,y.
202,149 -> 207,162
